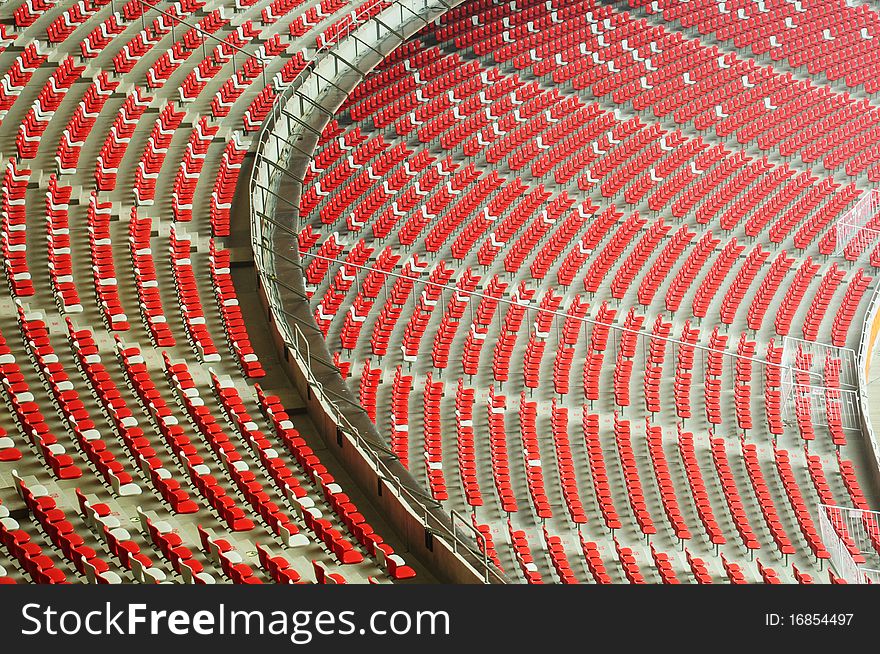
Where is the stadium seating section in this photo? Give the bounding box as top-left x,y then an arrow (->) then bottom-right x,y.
0,0 -> 878,585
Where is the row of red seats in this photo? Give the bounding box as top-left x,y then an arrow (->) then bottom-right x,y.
614,537 -> 646,584
528,203 -> 591,281
357,359 -> 381,422
455,382 -> 482,507
65,319 -> 199,514
831,269 -> 873,347
1,497 -> 66,583
582,411 -> 622,530
801,264 -> 846,342
75,489 -> 162,582
79,0 -> 144,58
579,535 -> 612,584
168,226 -> 222,362
837,455 -> 880,557
503,194 -> 574,274
685,548 -> 712,584
177,32 -> 233,102
672,321 -> 699,420
388,365 -> 411,466
650,543 -> 680,584
374,59 -> 485,129
304,125 -> 366,186
556,205 -> 621,287
86,192 -> 128,330
56,71 -> 118,174
0,320 -> 81,479
133,102 -> 186,205
117,340 -> 255,532
13,472 -> 120,582
642,319 -> 668,415
255,385 -> 416,579
470,517 -> 503,572
507,520 -> 543,583
422,373 -> 447,500
518,396 -> 552,519
95,86 -> 152,191
16,55 -> 84,159
458,278 -> 504,375
44,175 -> 81,313
164,357 -> 310,548
127,209 -> 175,347
0,41 -> 48,116
208,241 -> 266,378
211,133 -> 248,236
487,387 -> 518,513
549,400 -> 587,523
1,161 -> 33,297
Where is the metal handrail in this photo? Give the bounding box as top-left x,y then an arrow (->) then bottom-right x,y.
831,191 -> 880,474
449,509 -> 492,583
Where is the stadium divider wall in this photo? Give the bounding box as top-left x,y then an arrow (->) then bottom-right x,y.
856,283 -> 880,493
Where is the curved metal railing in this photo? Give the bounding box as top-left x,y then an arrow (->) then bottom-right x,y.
248,0 -> 508,584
